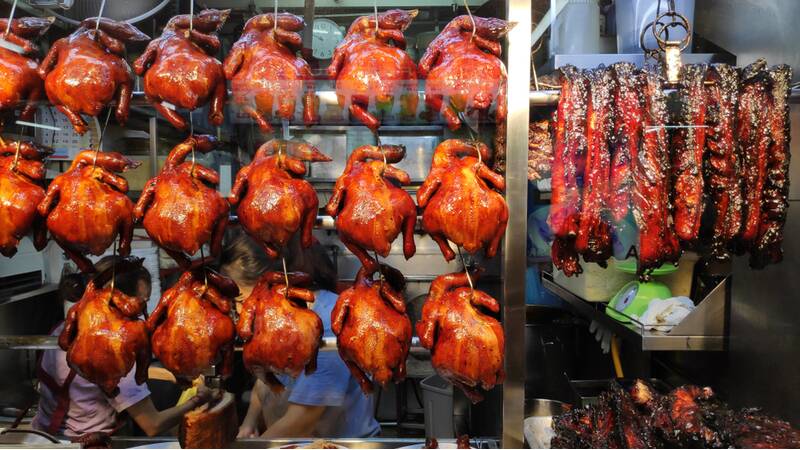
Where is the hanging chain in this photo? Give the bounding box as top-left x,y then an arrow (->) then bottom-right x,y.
92,107 -> 113,168
457,246 -> 475,299
463,0 -> 476,42
4,0 -> 17,37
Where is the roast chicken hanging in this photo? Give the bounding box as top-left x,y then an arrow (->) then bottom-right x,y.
134,135 -> 229,268
39,18 -> 149,135
332,264 -> 412,394
419,16 -> 512,130
59,257 -> 151,396
147,267 -> 238,383
237,271 -> 323,392
230,139 -> 330,259
417,139 -> 507,261
0,17 -> 54,128
0,140 -> 52,257
326,144 -> 416,271
38,150 -> 140,273
224,13 -> 318,133
328,9 -> 419,131
134,9 -> 229,130
417,270 -> 505,403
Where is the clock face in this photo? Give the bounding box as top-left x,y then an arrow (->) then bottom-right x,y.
312,18 -> 344,60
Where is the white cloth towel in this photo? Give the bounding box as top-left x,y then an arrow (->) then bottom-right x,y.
635,296 -> 695,331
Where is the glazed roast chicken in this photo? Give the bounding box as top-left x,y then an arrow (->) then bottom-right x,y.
0,17 -> 54,127
134,135 -> 229,268
0,140 -> 52,257
39,18 -> 149,135
419,16 -> 512,130
147,268 -> 238,382
134,9 -> 229,130
59,257 -> 150,396
224,13 -> 318,133
230,139 -> 330,258
417,139 -> 508,261
325,144 -> 416,271
417,270 -> 505,403
332,264 -> 412,394
327,9 -> 419,131
237,271 -> 323,392
38,150 -> 140,273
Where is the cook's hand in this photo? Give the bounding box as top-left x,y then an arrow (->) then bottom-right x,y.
237,424 -> 259,439
191,384 -> 222,407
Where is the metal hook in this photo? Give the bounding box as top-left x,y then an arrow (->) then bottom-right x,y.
200,245 -> 208,293
457,246 -> 475,300
94,0 -> 107,37
109,240 -> 117,300
463,0 -> 476,43
458,111 -> 478,141
273,0 -> 279,36
281,256 -> 290,292
189,111 -> 197,175
10,137 -> 21,172
92,107 -> 113,168
189,0 -> 194,33
4,0 -> 17,37
373,251 -> 384,289
373,0 -> 379,35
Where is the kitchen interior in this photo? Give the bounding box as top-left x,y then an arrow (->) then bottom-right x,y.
0,0 -> 799,448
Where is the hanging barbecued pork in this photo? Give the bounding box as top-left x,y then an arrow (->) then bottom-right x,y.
39,18 -> 149,135
133,9 -> 229,130
224,13 -> 318,133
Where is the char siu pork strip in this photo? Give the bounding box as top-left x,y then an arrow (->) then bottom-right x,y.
751,64 -> 793,268
550,65 -> 587,277
575,67 -> 614,266
736,60 -> 772,251
609,62 -> 643,223
704,64 -> 742,257
672,64 -> 709,242
635,71 -> 681,275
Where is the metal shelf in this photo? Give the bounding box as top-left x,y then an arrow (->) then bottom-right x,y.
541,273 -> 728,351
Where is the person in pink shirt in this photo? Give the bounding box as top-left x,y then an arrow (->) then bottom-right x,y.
32,256 -> 217,440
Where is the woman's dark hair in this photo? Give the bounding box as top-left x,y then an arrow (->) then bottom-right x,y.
220,227 -> 337,291
59,256 -> 152,302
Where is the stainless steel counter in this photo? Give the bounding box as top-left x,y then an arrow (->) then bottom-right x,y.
109,437 -> 500,449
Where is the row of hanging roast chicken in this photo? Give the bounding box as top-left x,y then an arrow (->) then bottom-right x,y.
0,8 -> 512,135
1,134 -> 507,403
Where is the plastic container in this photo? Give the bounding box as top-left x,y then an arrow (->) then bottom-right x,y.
615,0 -> 695,54
553,258 -> 636,302
550,0 -> 601,55
421,375 -> 454,438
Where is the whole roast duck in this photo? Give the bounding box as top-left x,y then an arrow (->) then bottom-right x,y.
39,18 -> 149,135
224,13 -> 318,133
331,264 -> 412,394
38,150 -> 140,273
325,144 -> 416,271
417,139 -> 508,261
230,139 -> 330,258
134,135 -> 229,268
147,267 -> 238,382
59,257 -> 150,396
327,9 -> 419,131
0,17 -> 54,127
417,270 -> 505,403
0,139 -> 52,257
134,9 -> 229,130
419,16 -> 513,130
237,271 -> 322,392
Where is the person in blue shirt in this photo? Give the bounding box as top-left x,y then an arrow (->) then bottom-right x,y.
220,230 -> 380,439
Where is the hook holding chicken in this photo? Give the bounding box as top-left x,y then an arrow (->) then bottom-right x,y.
38,150 -> 140,273
134,135 -> 229,269
0,139 -> 52,257
238,271 -> 322,393
39,18 -> 149,135
224,13 -> 318,133
325,144 -> 416,272
327,9 -> 419,131
134,9 -> 230,130
331,263 -> 412,394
